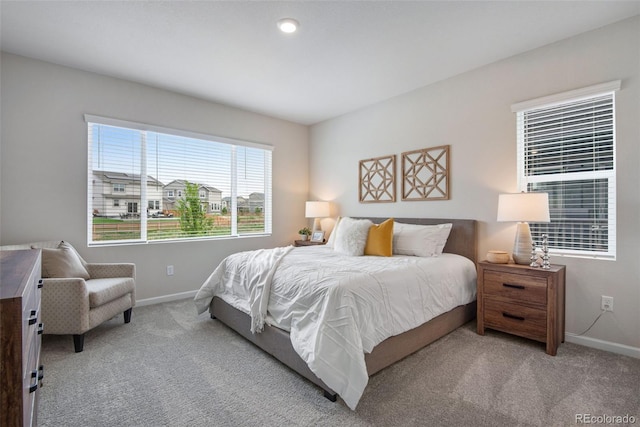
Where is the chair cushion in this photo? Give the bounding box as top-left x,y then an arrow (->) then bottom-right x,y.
86,277 -> 135,308
40,241 -> 90,279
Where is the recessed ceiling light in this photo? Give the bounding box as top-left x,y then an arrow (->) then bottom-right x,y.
277,18 -> 299,34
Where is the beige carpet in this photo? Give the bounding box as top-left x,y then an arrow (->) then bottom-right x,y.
38,298 -> 639,426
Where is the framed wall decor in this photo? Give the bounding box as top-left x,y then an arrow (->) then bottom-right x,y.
311,231 -> 325,242
359,154 -> 396,203
401,145 -> 450,201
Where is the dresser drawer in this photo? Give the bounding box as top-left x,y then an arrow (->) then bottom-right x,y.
23,338 -> 41,426
1,249 -> 42,427
21,259 -> 42,427
483,271 -> 547,305
484,299 -> 547,342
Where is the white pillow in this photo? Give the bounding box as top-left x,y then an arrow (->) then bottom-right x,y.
333,217 -> 373,256
325,216 -> 342,248
393,222 -> 452,257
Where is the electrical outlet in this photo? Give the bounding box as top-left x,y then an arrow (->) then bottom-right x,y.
601,295 -> 613,312
166,265 -> 174,276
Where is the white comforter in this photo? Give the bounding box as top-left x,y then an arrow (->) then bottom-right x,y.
194,246 -> 476,410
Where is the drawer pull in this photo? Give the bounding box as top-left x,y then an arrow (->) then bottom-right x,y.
29,370 -> 38,393
38,365 -> 44,381
28,310 -> 38,325
38,279 -> 43,289
503,283 -> 525,290
38,323 -> 44,335
502,312 -> 525,321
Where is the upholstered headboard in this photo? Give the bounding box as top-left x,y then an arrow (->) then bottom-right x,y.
357,217 -> 477,264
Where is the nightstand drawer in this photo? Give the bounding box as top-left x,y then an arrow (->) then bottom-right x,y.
484,299 -> 546,342
484,271 -> 547,305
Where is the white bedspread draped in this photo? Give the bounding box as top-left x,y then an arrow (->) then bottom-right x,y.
194,246 -> 476,410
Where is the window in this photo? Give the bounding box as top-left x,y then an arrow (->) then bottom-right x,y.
127,202 -> 138,214
512,81 -> 619,259
87,115 -> 273,245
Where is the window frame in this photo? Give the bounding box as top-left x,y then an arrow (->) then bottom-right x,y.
86,114 -> 273,246
511,81 -> 620,260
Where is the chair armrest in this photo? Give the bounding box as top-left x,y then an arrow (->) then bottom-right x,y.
40,278 -> 90,334
86,263 -> 136,279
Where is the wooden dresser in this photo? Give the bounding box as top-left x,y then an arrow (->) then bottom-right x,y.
1,250 -> 43,427
477,261 -> 566,356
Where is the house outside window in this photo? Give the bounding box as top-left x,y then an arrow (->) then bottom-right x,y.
512,81 -> 619,260
91,171 -> 162,219
86,115 -> 273,245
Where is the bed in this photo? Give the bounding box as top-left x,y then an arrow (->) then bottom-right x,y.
194,217 -> 477,409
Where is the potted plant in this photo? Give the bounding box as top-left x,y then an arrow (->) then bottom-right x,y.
298,227 -> 312,241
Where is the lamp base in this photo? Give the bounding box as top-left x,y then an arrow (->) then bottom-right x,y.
312,218 -> 322,232
513,222 -> 533,265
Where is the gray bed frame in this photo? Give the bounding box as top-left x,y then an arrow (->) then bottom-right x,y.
209,218 -> 477,402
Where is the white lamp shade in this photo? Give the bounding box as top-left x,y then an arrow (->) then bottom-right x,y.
497,193 -> 550,223
305,201 -> 330,218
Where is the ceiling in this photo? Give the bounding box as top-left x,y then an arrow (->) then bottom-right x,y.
1,1 -> 639,125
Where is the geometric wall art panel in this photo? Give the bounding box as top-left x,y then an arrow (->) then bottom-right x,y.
401,145 -> 450,201
359,154 -> 396,203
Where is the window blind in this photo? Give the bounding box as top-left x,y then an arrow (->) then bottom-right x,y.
514,84 -> 617,259
86,115 -> 272,245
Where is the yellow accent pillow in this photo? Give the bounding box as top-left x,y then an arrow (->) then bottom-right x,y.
364,218 -> 394,257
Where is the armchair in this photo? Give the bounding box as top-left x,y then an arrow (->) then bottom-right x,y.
0,240 -> 135,352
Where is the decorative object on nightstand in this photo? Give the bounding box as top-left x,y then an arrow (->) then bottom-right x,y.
477,261 -> 566,356
305,201 -> 330,232
486,250 -> 509,264
497,192 -> 550,265
310,230 -> 325,242
298,227 -> 311,241
541,234 -> 550,269
530,240 -> 539,267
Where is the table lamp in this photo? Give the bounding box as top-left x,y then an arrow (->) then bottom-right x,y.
305,201 -> 330,231
497,192 -> 550,265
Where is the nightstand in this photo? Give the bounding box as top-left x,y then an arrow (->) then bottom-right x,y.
477,261 -> 566,356
294,240 -> 326,247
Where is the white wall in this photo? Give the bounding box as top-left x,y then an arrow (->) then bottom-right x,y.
0,53 -> 309,301
310,17 -> 640,351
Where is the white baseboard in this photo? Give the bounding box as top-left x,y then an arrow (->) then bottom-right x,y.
136,290 -> 198,307
565,333 -> 640,359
